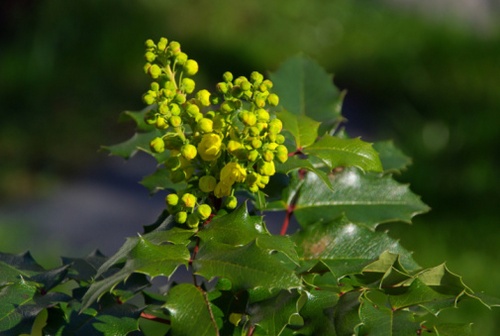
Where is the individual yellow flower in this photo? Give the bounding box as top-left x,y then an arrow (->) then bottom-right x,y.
220,162 -> 247,185
197,133 -> 222,161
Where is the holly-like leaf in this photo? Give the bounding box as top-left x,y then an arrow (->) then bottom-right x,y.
103,131 -> 161,159
432,323 -> 474,336
294,168 -> 430,230
388,278 -> 460,316
0,278 -> 38,334
198,204 -> 299,265
62,250 -> 108,283
49,302 -> 141,336
163,283 -> 220,336
270,54 -> 343,135
197,203 -> 266,247
292,217 -> 420,278
295,289 -> 338,335
193,240 -> 301,292
81,236 -> 190,311
373,140 -> 412,173
0,261 -> 34,285
249,290 -> 306,335
303,135 -> 382,173
277,110 -> 321,149
275,156 -> 332,192
93,314 -> 140,336
30,265 -> 69,292
0,252 -> 45,285
117,108 -> 156,132
140,168 -> 187,194
357,295 -> 422,336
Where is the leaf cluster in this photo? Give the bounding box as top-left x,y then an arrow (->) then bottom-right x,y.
1,54 -> 498,336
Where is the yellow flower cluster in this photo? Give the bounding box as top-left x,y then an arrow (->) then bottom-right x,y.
141,37 -> 289,224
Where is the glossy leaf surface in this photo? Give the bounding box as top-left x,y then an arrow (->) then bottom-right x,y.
294,168 -> 430,229
303,135 -> 382,173
164,284 -> 219,336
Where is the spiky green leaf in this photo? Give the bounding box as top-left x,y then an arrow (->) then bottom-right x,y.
303,135 -> 382,172
294,168 -> 430,230
163,284 -> 220,336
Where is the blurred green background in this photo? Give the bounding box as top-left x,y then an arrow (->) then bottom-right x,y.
1,0 -> 499,333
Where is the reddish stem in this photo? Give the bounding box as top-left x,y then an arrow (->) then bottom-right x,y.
140,312 -> 170,324
280,204 -> 295,236
247,325 -> 255,336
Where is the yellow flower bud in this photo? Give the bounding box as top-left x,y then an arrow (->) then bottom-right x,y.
165,193 -> 179,206
248,150 -> 259,162
263,150 -> 274,162
267,93 -> 279,106
149,64 -> 162,79
251,139 -> 262,149
168,41 -> 181,54
184,59 -> 198,76
174,93 -> 186,104
156,117 -> 168,129
268,119 -> 283,134
220,101 -> 234,114
224,196 -> 238,209
240,111 -> 257,126
197,89 -> 211,106
181,144 -> 197,160
145,51 -> 156,62
145,39 -> 156,49
170,103 -> 181,116
267,143 -> 279,151
197,204 -> 212,220
169,115 -> 182,127
181,193 -> 197,208
261,79 -> 273,90
217,82 -> 229,94
223,71 -> 233,82
197,118 -> 213,133
175,211 -> 187,224
197,133 -> 222,161
150,137 -> 165,153
250,71 -> 264,86
185,103 -> 200,117
157,37 -> 168,51
199,175 -> 217,193
275,134 -> 285,144
258,161 -> 276,176
240,80 -> 252,91
143,93 -> 155,105
276,145 -> 288,163
256,109 -> 270,122
181,78 -> 195,94
176,52 -> 188,65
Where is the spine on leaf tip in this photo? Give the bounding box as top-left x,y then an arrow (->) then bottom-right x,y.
143,37 -> 288,226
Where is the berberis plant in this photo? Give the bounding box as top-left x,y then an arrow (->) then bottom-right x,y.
1,37 -> 498,335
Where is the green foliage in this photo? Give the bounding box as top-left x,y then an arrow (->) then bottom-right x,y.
0,37 -> 498,336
